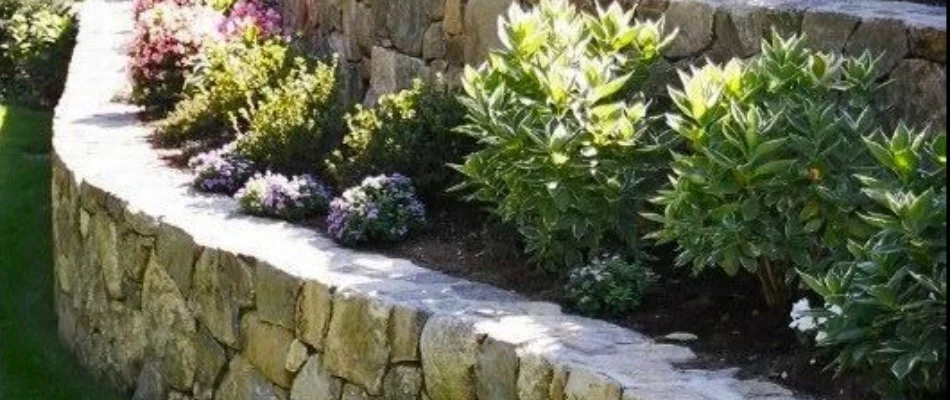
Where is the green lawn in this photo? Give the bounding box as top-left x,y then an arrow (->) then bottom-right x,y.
0,103 -> 121,399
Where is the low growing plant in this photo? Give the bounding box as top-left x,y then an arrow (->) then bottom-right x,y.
234,56 -> 342,174
644,33 -> 883,309
454,0 -> 674,271
327,174 -> 426,245
217,0 -> 282,42
235,171 -> 331,220
565,253 -> 653,317
188,142 -> 255,194
797,127 -> 946,398
326,78 -> 472,199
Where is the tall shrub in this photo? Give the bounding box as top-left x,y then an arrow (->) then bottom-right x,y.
0,0 -> 76,108
644,33 -> 884,309
454,0 -> 673,271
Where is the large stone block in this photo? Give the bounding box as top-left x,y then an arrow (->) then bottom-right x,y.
383,365 -> 423,400
475,337 -> 519,400
368,47 -> 429,99
845,19 -> 909,77
142,257 -> 198,391
881,59 -> 947,130
323,291 -> 393,395
193,249 -> 255,348
563,368 -> 622,400
194,326 -> 228,400
385,0 -> 429,56
801,11 -> 858,53
216,355 -> 288,400
663,0 -> 714,58
389,303 -> 427,363
255,262 -> 301,330
296,281 -> 333,351
517,352 -> 554,400
241,313 -> 296,389
420,316 -> 481,400
290,355 -> 342,400
463,0 -> 514,64
155,223 -> 198,298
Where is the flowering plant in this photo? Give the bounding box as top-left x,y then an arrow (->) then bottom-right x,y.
129,2 -> 222,113
565,253 -> 652,317
235,172 -> 331,220
188,142 -> 254,194
132,0 -> 195,21
327,174 -> 426,245
218,0 -> 282,42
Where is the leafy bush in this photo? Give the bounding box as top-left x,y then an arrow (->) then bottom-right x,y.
188,142 -> 255,194
235,172 -> 331,220
565,253 -> 652,317
327,174 -> 426,245
798,127 -> 946,398
454,0 -> 673,271
133,0 -> 195,20
233,56 -> 342,174
156,38 -> 291,146
129,2 -> 221,114
326,78 -> 472,199
0,0 -> 76,108
644,33 -> 883,309
217,0 -> 282,42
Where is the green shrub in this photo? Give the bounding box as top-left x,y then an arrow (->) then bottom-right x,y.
565,253 -> 653,317
233,56 -> 342,174
326,78 -> 472,199
156,39 -> 292,146
454,0 -> 673,271
798,127 -> 946,398
644,33 -> 884,309
0,0 -> 76,108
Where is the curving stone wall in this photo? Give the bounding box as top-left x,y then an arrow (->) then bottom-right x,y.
284,0 -> 947,130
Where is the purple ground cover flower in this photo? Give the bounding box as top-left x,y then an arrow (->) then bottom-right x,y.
327,173 -> 426,245
188,143 -> 254,194
235,171 -> 331,220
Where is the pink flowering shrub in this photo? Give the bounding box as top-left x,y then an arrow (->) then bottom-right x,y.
129,3 -> 222,113
132,0 -> 195,21
218,0 -> 282,42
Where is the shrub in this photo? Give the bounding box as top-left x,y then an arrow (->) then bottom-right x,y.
454,0 -> 673,271
156,38 -> 291,146
217,0 -> 282,42
133,0 -> 195,20
565,253 -> 652,317
326,78 -> 472,199
235,172 -> 331,220
797,127 -> 946,398
233,56 -> 342,174
129,2 -> 221,114
327,174 -> 426,245
0,0 -> 76,108
643,33 -> 883,309
188,142 -> 255,194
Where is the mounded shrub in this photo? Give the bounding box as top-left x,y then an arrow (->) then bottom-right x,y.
565,253 -> 653,317
0,0 -> 76,108
326,78 -> 472,199
327,174 -> 426,245
188,142 -> 255,194
217,0 -> 282,42
235,171 -> 331,220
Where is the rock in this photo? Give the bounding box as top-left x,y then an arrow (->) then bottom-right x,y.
124,208 -> 159,236
216,355 -> 287,400
910,26 -> 947,63
443,0 -> 463,36
389,304 -> 427,363
290,355 -> 343,400
663,0 -> 714,58
342,0 -> 365,61
255,262 -> 301,331
118,229 -> 153,283
880,59 -> 946,130
845,19 -> 909,77
79,209 -> 90,238
516,352 -> 553,400
423,23 -> 447,61
386,0 -> 428,56
168,391 -> 193,400
284,339 -> 309,373
323,291 -> 393,395
549,364 -> 569,400
475,337 -> 519,400
662,332 -> 699,342
142,257 -> 198,391
92,212 -> 122,299
383,365 -> 423,400
132,361 -> 169,400
194,327 -> 227,400
463,0 -> 513,64
193,249 -> 254,348
154,223 -> 197,298
426,0 -> 445,21
104,301 -> 149,389
241,313 -> 296,389
341,384 -> 371,400
420,316 -> 481,400
801,10 -> 859,53
296,281 -> 333,351
633,0 -> 670,21
369,46 -> 429,97
563,368 -> 622,400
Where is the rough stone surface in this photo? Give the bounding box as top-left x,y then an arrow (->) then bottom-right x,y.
132,361 -> 170,400
341,384 -> 373,400
663,0 -> 715,58
389,304 -> 427,363
462,0 -> 513,64
323,291 -> 393,395
290,356 -> 342,400
193,248 -> 255,348
241,313 -> 296,389
142,257 -> 197,391
256,262 -> 301,330
368,46 -> 429,99
154,223 -> 197,298
382,365 -> 423,400
216,356 -> 287,400
423,23 -> 447,61
194,327 -> 227,400
845,18 -> 909,76
475,337 -> 519,400
517,351 -> 554,400
882,59 -> 947,130
420,316 -> 480,400
442,0 -> 463,35
284,339 -> 309,373
296,281 -> 333,351
386,0 -> 429,56
801,10 -> 858,53
564,368 -> 622,400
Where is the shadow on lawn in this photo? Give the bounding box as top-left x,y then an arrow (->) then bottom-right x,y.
0,104 -> 122,400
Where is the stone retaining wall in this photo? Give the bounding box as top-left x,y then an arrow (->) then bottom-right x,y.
284,0 -> 947,130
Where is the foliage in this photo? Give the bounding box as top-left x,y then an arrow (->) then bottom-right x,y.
188,142 -> 255,194
798,127 -> 946,398
326,79 -> 472,199
454,0 -> 674,271
233,56 -> 342,174
129,2 -> 222,114
235,171 -> 331,220
217,0 -> 282,42
644,33 -> 883,309
327,174 -> 426,245
156,38 -> 291,146
565,253 -> 652,317
0,0 -> 76,108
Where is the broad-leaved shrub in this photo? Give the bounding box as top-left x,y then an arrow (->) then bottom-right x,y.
565,253 -> 653,317
327,174 -> 426,245
0,0 -> 76,108
454,0 -> 673,271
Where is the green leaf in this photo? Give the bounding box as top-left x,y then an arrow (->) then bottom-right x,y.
752,159 -> 796,179
891,354 -> 918,380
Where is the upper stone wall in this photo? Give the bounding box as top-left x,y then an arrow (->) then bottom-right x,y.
53,1 -> 810,399
282,0 -> 947,130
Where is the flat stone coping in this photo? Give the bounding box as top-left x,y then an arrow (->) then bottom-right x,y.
54,0 -> 811,399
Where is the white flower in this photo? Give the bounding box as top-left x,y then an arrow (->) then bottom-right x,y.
815,330 -> 828,342
788,298 -> 817,332
827,304 -> 843,315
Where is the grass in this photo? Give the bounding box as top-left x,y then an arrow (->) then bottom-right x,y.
0,103 -> 122,400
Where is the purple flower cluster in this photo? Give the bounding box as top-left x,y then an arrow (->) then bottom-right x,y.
219,0 -> 282,41
327,174 -> 426,245
188,143 -> 254,194
235,172 -> 331,220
